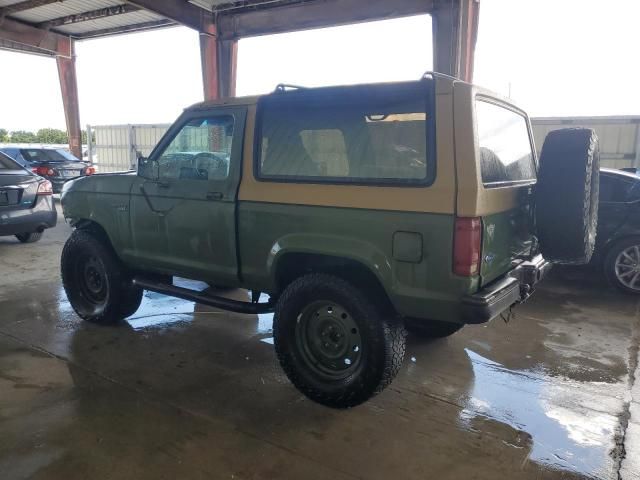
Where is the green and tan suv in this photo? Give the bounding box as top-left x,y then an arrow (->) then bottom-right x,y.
60,73 -> 599,408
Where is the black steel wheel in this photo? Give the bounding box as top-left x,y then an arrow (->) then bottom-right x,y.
295,301 -> 363,380
61,229 -> 143,323
273,273 -> 406,408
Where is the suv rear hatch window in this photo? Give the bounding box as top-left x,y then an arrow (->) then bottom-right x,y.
476,99 -> 536,188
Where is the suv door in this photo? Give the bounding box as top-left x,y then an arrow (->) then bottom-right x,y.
129,107 -> 246,285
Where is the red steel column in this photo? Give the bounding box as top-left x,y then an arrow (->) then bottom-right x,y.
217,39 -> 238,98
433,0 -> 479,82
458,0 -> 479,82
56,40 -> 82,159
199,22 -> 238,100
200,27 -> 220,101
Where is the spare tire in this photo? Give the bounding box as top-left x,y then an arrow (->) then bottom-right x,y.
536,128 -> 599,264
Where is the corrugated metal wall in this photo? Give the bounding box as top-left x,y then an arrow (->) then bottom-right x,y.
90,116 -> 640,173
89,124 -> 169,173
531,116 -> 640,169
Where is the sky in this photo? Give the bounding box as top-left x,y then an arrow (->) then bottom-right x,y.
0,0 -> 638,132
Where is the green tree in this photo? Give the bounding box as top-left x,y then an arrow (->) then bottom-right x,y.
10,130 -> 38,143
0,128 -> 8,142
36,128 -> 68,144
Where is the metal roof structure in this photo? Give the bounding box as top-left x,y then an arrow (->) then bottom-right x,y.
0,0 -> 479,158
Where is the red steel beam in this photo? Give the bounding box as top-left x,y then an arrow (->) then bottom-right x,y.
217,0 -> 435,40
57,40 -> 82,159
0,15 -> 70,56
125,0 -> 214,33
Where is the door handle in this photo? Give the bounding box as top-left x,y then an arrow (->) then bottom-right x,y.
206,192 -> 223,200
156,180 -> 170,188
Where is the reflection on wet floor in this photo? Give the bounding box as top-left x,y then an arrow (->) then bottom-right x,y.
461,349 -> 618,478
0,267 -> 638,480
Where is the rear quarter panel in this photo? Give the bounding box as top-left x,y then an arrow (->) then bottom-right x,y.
453,82 -> 537,285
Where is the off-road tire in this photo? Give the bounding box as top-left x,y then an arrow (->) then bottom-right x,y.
273,273 -> 406,408
604,237 -> 640,294
536,128 -> 600,264
15,231 -> 43,243
404,318 -> 463,339
61,229 -> 143,324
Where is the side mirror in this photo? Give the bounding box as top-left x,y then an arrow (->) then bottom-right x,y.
137,155 -> 158,180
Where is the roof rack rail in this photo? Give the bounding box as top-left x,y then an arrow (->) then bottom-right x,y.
274,83 -> 308,93
421,71 -> 461,81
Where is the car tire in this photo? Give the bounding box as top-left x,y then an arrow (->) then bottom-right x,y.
273,273 -> 406,408
61,229 -> 143,324
536,128 -> 600,264
404,318 -> 463,339
15,231 -> 43,243
604,237 -> 640,294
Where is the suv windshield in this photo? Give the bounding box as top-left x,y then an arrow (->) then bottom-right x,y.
476,99 -> 536,188
20,149 -> 73,163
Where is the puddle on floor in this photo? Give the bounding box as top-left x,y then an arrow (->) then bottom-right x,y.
460,349 -> 619,479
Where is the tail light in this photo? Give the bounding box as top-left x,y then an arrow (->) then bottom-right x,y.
453,217 -> 482,276
36,180 -> 53,195
84,166 -> 96,175
32,166 -> 55,176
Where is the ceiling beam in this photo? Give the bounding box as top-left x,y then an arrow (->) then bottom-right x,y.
125,0 -> 214,34
38,4 -> 141,29
0,15 -> 70,56
74,19 -> 177,39
217,0 -> 435,39
0,0 -> 63,16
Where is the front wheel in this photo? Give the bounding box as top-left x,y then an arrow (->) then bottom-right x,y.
273,273 -> 406,408
604,238 -> 640,294
61,229 -> 143,323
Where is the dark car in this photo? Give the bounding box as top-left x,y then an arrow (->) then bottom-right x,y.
592,168 -> 640,293
0,151 -> 57,243
0,147 -> 94,194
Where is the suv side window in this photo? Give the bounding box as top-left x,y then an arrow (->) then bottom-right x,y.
476,99 -> 536,188
157,116 -> 234,181
256,81 -> 433,185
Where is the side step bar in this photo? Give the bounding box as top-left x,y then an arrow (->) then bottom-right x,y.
132,277 -> 275,314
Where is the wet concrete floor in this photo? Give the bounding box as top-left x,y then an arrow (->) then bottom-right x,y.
0,203 -> 639,479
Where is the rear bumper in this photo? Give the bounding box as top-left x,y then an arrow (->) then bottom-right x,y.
461,255 -> 552,324
0,196 -> 57,236
50,177 -> 81,193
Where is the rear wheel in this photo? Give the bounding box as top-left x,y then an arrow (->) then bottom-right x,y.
61,230 -> 143,323
604,237 -> 640,294
404,318 -> 463,339
273,273 -> 406,408
15,231 -> 43,243
536,128 -> 600,264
